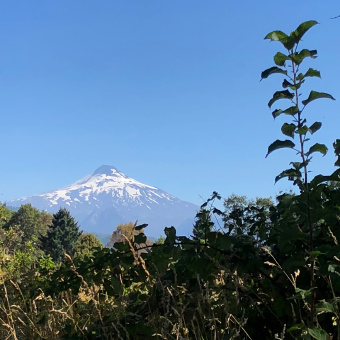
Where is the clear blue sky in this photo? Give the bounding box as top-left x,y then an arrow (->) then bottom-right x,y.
1,1 -> 339,206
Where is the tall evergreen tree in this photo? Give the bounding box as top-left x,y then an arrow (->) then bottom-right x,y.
40,208 -> 82,263
192,207 -> 213,240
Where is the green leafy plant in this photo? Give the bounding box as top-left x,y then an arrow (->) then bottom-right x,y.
262,20 -> 335,184
262,20 -> 339,337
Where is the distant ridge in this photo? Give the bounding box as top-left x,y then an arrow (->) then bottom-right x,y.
7,165 -> 198,237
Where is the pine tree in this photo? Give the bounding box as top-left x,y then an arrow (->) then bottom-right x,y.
192,207 -> 213,240
40,208 -> 82,263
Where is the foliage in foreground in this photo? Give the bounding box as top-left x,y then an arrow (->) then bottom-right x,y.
0,20 -> 339,339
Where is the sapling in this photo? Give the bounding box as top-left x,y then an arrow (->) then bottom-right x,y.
262,20 -> 336,333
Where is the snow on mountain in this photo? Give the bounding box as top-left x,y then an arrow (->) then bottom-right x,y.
7,165 -> 199,237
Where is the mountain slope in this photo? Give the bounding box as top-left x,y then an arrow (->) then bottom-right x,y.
7,165 -> 198,237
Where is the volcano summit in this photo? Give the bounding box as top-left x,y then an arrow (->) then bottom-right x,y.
7,165 -> 198,237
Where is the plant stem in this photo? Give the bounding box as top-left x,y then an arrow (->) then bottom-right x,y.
291,56 -> 315,327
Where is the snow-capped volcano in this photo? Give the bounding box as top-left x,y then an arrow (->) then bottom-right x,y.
7,165 -> 198,237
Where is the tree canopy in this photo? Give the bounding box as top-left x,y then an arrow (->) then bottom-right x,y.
4,204 -> 51,244
74,233 -> 103,261
40,208 -> 82,263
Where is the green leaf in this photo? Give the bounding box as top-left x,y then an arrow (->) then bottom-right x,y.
297,125 -> 308,135
291,20 -> 319,46
304,68 -> 321,78
264,31 -> 288,41
284,106 -> 299,115
290,49 -> 317,65
295,287 -> 313,300
281,123 -> 296,138
292,160 -> 309,170
309,122 -> 322,134
265,30 -> 296,50
290,162 -> 302,169
307,143 -> 328,157
272,109 -> 283,118
330,168 -> 340,181
334,139 -> 340,167
265,30 -> 287,41
212,207 -> 223,215
266,139 -> 295,157
310,174 -> 332,187
287,323 -> 306,333
328,264 -> 337,273
297,73 -> 304,81
268,90 -> 294,108
316,300 -> 336,314
308,327 -> 330,340
282,79 -> 292,88
274,52 -> 290,66
297,69 -> 320,81
135,223 -> 148,231
310,250 -> 324,257
275,168 -> 301,183
272,105 -> 298,118
283,79 -> 304,91
302,91 -> 335,106
261,66 -> 287,79
134,233 -> 147,244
